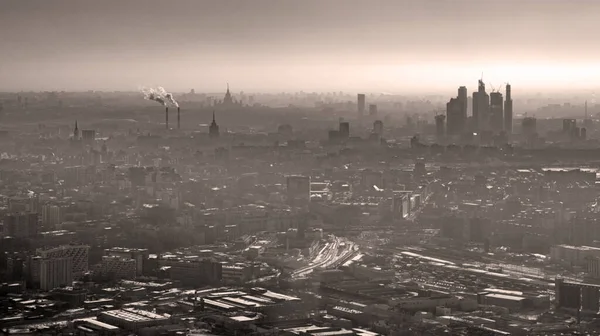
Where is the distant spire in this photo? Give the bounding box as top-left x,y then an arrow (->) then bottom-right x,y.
209,110 -> 219,138
73,120 -> 79,139
223,84 -> 233,104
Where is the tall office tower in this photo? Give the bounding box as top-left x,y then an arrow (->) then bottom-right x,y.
504,84 -> 513,134
446,97 -> 463,136
435,114 -> 446,141
472,92 -> 479,128
490,92 -> 504,133
446,86 -> 467,136
38,245 -> 89,278
373,120 -> 383,136
458,86 -> 468,123
467,96 -> 473,122
369,104 -> 378,116
3,212 -> 38,238
357,94 -> 366,119
473,80 -> 490,131
40,257 -> 73,291
339,121 -> 350,139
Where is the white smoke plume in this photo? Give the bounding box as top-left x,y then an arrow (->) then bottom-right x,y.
142,87 -> 166,106
165,93 -> 178,107
157,86 -> 179,107
141,86 -> 178,107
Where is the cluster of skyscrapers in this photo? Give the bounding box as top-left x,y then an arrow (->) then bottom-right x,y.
439,80 -> 513,143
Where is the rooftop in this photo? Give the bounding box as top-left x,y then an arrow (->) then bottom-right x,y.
485,293 -> 526,302
100,308 -> 168,323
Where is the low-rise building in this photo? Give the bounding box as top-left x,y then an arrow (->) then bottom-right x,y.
481,293 -> 526,312
551,244 -> 600,267
98,308 -> 170,331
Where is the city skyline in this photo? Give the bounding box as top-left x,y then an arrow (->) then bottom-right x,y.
2,0 -> 600,92
4,2 -> 600,334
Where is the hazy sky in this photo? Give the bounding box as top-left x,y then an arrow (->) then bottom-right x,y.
1,0 -> 600,93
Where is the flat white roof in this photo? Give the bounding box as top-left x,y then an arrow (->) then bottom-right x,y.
484,288 -> 524,296
485,293 -> 525,302
230,315 -> 255,322
556,244 -> 600,251
101,308 -> 167,323
74,318 -> 119,330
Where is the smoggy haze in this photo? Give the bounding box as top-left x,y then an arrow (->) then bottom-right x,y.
1,0 -> 600,93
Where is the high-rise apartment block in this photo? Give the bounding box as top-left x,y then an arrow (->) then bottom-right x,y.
41,204 -> 65,228
100,256 -> 136,280
40,257 -> 73,291
38,245 -> 89,278
3,212 -> 38,238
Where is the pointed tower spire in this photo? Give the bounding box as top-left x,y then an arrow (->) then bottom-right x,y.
223,84 -> 233,105
209,110 -> 219,138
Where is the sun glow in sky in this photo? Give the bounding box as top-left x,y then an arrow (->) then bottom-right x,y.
364,63 -> 600,94
2,0 -> 600,93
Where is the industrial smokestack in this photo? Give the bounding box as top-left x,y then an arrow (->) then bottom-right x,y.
177,107 -> 181,129
165,106 -> 169,130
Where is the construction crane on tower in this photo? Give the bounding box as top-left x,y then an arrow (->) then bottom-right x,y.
490,83 -> 509,94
